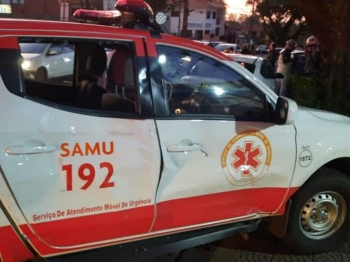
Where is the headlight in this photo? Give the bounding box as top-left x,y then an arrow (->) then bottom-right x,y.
21,60 -> 31,70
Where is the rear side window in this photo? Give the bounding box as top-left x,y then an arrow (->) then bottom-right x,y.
0,36 -> 142,117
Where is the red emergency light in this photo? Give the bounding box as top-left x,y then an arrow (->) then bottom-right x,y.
73,9 -> 122,24
73,0 -> 167,30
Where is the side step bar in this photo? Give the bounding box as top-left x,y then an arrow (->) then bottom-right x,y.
43,219 -> 260,262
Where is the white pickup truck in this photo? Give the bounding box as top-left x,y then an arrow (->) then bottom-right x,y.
226,53 -> 283,94
0,17 -> 350,262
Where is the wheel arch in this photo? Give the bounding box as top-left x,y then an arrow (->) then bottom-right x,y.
321,157 -> 350,178
36,66 -> 48,78
267,157 -> 350,238
298,157 -> 350,189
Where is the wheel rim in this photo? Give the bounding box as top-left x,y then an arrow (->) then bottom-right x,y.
299,191 -> 347,240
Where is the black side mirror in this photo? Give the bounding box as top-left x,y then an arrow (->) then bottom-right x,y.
274,97 -> 298,125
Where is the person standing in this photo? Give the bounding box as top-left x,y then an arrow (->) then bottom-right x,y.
241,44 -> 252,55
266,42 -> 277,69
276,39 -> 297,96
304,36 -> 320,76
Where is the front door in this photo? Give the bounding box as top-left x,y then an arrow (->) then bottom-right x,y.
149,43 -> 296,232
0,35 -> 160,249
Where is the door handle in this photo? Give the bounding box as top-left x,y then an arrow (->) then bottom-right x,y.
167,143 -> 202,152
6,139 -> 57,155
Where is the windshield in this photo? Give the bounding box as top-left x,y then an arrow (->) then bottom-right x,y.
20,43 -> 48,54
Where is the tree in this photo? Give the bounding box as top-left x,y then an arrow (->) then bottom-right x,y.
226,13 -> 252,24
292,0 -> 350,108
79,0 -> 91,9
227,13 -> 238,22
258,1 -> 308,45
246,0 -> 308,45
147,0 -> 169,12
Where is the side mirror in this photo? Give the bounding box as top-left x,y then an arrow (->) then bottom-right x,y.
275,72 -> 284,79
274,97 -> 298,125
48,50 -> 58,56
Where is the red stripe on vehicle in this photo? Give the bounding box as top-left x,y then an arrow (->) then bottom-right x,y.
0,19 -> 151,39
152,187 -> 298,231
5,187 -> 298,257
0,37 -> 18,49
21,205 -> 154,248
160,34 -> 233,61
0,225 -> 34,262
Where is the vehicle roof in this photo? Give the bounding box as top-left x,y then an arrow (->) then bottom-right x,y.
217,43 -> 237,46
0,18 -> 152,37
0,19 -> 231,61
225,54 -> 260,64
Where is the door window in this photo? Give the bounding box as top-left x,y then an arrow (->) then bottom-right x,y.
16,38 -> 139,115
156,45 -> 271,121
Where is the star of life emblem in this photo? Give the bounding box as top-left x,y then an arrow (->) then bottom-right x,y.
221,130 -> 272,186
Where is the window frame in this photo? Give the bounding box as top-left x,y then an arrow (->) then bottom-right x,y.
0,35 -> 152,120
152,43 -> 277,123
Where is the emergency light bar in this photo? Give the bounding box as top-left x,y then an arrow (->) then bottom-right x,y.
73,0 -> 167,31
73,9 -> 122,23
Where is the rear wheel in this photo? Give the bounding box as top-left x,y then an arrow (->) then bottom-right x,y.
284,167 -> 350,254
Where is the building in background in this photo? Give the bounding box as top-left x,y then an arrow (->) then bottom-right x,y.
0,0 -> 60,20
0,0 -> 105,21
0,0 -> 226,41
225,19 -> 267,46
167,0 -> 226,41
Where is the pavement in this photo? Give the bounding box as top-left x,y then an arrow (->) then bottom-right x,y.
142,226 -> 350,262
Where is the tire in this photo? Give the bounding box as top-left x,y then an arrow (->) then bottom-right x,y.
284,167 -> 350,254
36,67 -> 48,82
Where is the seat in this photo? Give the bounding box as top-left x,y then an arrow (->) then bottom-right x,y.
78,45 -> 107,109
106,45 -> 135,93
101,45 -> 138,113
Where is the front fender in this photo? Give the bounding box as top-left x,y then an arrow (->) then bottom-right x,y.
291,144 -> 350,189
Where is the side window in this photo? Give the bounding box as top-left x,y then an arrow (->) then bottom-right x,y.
16,38 -> 139,115
260,59 -> 275,78
156,45 -> 270,121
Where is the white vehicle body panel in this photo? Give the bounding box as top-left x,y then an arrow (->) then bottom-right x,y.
0,76 -> 161,248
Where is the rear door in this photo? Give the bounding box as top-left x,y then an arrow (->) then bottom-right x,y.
0,34 -> 160,251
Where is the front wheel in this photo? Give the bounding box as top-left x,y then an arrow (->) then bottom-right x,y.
36,67 -> 48,82
284,167 -> 350,254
